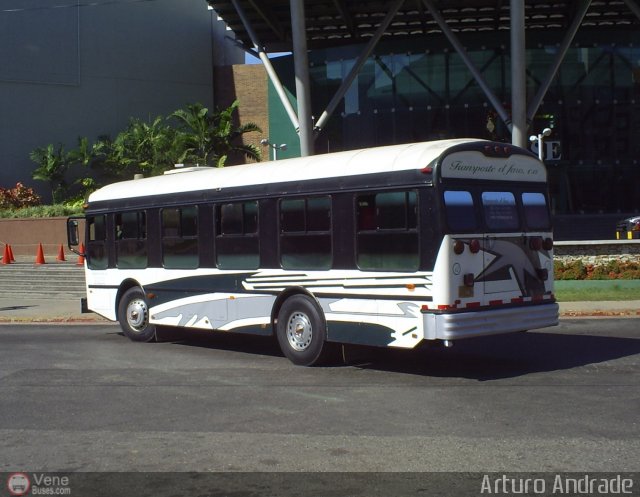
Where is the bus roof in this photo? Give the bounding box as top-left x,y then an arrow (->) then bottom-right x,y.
88,139 -> 542,203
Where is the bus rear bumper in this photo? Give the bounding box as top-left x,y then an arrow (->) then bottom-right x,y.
422,303 -> 559,341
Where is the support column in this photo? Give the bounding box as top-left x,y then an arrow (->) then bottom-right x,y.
290,0 -> 314,156
510,0 -> 527,147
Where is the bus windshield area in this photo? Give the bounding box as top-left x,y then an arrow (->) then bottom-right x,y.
443,190 -> 551,233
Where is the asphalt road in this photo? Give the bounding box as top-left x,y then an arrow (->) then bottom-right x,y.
1,320 -> 639,484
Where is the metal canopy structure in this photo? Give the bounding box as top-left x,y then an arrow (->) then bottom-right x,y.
208,0 -> 640,155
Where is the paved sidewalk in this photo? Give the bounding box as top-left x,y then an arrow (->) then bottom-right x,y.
0,297 -> 637,324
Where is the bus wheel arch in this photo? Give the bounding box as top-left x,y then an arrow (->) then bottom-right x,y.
116,281 -> 156,343
273,289 -> 332,366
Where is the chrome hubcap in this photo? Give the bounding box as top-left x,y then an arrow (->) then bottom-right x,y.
286,312 -> 312,351
126,298 -> 148,332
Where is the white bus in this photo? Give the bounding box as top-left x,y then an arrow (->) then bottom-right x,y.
68,139 -> 558,365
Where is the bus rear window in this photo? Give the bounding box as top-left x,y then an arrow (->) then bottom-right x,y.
482,192 -> 519,231
522,192 -> 551,230
444,191 -> 477,232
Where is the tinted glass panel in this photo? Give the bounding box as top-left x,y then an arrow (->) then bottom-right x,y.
522,192 -> 551,230
307,197 -> 331,231
244,201 -> 258,234
220,203 -> 243,235
444,191 -> 477,232
280,235 -> 331,270
357,233 -> 419,271
115,211 -> 147,268
376,192 -> 407,229
216,202 -> 259,269
89,215 -> 106,241
280,199 -> 305,232
482,192 -> 519,231
216,237 -> 259,269
87,215 -> 107,270
280,196 -> 332,270
356,190 -> 418,271
162,207 -> 198,269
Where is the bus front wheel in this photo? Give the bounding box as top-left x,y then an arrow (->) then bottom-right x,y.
276,294 -> 330,366
117,287 -> 156,342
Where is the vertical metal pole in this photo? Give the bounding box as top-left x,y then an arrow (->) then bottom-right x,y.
290,0 -> 314,156
510,0 -> 527,147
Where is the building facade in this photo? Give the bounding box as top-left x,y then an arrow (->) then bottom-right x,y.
265,29 -> 640,220
0,0 -> 243,200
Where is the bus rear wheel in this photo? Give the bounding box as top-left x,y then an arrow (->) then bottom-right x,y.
276,294 -> 330,366
118,287 -> 156,342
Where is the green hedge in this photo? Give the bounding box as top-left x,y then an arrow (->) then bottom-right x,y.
0,204 -> 83,219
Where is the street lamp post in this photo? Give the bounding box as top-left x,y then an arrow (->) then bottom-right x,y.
529,128 -> 552,161
260,139 -> 287,161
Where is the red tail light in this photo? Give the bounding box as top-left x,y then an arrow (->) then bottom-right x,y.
469,239 -> 480,253
529,236 -> 543,250
543,237 -> 553,250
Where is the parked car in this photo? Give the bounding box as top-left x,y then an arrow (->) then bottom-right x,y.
616,215 -> 640,239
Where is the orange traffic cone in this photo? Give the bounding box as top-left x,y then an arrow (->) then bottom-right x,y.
8,244 -> 15,262
35,243 -> 46,265
56,244 -> 66,262
77,242 -> 85,266
2,244 -> 11,265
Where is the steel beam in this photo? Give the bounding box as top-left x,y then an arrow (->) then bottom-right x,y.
314,0 -> 406,133
421,0 -> 512,132
527,0 -> 592,122
230,0 -> 300,132
623,0 -> 640,21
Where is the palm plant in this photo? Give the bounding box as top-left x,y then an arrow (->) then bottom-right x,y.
107,116 -> 179,176
29,143 -> 71,203
170,101 -> 261,167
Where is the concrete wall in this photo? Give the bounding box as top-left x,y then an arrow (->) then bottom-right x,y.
0,217 -> 83,258
0,0 -> 242,200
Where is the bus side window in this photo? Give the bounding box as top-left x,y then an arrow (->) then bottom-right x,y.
216,201 -> 259,269
115,211 -> 147,269
162,206 -> 198,269
482,192 -> 519,231
356,190 -> 418,271
279,196 -> 332,270
522,192 -> 551,230
87,215 -> 108,270
443,191 -> 477,232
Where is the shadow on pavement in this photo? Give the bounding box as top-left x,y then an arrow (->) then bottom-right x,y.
351,328 -> 640,381
151,319 -> 640,381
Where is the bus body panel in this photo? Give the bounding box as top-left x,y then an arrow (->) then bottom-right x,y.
71,139 -> 560,362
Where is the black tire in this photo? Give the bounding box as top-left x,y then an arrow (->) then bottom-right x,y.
276,294 -> 331,366
117,287 -> 156,342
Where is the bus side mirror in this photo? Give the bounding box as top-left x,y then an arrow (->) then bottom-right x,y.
67,219 -> 79,246
67,218 -> 84,256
